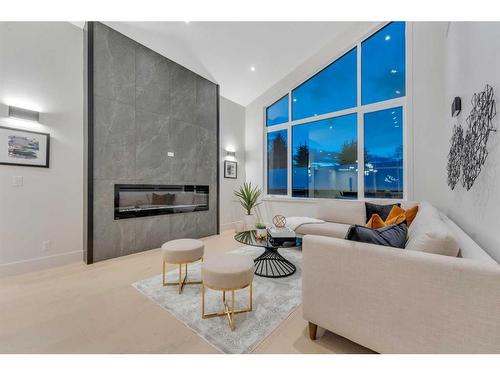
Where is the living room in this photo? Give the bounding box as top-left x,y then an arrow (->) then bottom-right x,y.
1,0 -> 500,372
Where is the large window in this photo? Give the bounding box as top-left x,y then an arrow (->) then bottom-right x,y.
265,22 -> 407,200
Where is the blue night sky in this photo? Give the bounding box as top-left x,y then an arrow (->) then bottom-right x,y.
364,106 -> 403,159
266,95 -> 289,126
362,21 -> 405,105
292,113 -> 357,157
292,48 -> 357,121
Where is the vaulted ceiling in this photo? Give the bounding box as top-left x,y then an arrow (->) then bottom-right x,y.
99,22 -> 356,106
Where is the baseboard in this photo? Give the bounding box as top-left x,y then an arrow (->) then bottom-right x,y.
0,250 -> 83,277
220,220 -> 243,232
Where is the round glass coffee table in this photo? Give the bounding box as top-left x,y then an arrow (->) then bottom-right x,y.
234,230 -> 297,278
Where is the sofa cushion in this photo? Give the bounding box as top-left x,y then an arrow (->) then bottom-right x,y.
316,199 -> 366,225
405,202 -> 459,257
365,202 -> 401,222
345,222 -> 408,249
296,222 -> 351,239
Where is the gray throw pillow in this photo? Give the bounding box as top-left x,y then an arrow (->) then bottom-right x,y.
345,222 -> 408,249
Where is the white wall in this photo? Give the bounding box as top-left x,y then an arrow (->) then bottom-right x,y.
219,97 -> 246,231
412,22 -> 500,262
440,22 -> 500,261
0,22 -> 84,275
411,22 -> 448,206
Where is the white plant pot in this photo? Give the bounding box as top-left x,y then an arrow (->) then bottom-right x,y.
243,214 -> 256,230
256,228 -> 267,239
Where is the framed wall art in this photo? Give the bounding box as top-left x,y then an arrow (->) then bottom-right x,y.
0,126 -> 50,168
224,160 -> 237,179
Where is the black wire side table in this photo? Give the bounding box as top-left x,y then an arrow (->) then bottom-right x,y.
234,230 -> 297,278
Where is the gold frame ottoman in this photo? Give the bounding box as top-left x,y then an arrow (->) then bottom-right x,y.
161,239 -> 204,294
201,254 -> 254,331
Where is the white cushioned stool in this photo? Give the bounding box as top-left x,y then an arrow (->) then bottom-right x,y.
202,254 -> 254,331
161,239 -> 204,294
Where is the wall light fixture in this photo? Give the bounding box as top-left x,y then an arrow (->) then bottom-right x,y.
8,106 -> 40,122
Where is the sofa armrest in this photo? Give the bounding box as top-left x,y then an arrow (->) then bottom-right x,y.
302,235 -> 500,353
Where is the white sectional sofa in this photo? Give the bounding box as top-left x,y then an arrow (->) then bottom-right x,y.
299,199 -> 500,353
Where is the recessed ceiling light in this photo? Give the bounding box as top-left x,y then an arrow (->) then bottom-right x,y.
250,66 -> 256,72
385,35 -> 391,41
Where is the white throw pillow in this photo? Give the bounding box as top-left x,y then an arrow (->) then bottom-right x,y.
405,210 -> 459,257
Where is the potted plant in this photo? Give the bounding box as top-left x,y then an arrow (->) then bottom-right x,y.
255,223 -> 267,239
234,182 -> 262,230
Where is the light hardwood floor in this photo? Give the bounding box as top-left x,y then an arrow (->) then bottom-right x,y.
0,231 -> 373,354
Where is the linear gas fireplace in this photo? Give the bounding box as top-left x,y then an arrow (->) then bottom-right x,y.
114,184 -> 209,220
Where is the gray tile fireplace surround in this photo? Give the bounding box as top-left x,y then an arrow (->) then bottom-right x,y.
84,22 -> 219,263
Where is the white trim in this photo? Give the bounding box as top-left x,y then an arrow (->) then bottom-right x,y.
0,250 -> 83,277
262,195 -> 411,204
356,40 -> 364,200
262,21 -> 411,202
220,220 -> 243,232
290,107 -> 357,127
406,22 -> 415,201
286,92 -> 292,197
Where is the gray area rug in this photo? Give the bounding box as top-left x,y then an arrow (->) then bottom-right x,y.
132,246 -> 302,354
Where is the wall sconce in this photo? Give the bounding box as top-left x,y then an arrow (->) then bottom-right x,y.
8,106 -> 40,122
225,145 -> 236,160
451,97 -> 461,117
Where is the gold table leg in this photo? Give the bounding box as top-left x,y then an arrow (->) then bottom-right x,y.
162,260 -> 202,294
201,282 -> 253,331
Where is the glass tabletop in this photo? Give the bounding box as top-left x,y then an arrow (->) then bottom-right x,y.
234,230 -> 297,249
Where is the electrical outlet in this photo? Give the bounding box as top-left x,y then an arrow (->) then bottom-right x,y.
42,240 -> 51,252
12,176 -> 23,187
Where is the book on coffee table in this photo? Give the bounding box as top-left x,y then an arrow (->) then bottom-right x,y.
267,227 -> 296,245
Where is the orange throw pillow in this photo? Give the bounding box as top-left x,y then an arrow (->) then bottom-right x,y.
404,206 -> 419,226
386,205 -> 405,221
366,213 -> 385,229
366,204 -> 418,228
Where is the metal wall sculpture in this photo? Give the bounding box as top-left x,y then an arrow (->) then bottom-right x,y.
446,84 -> 497,190
446,124 -> 464,190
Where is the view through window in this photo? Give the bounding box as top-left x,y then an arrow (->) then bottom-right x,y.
265,22 -> 406,200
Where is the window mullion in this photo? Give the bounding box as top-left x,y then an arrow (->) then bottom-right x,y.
357,111 -> 365,201
356,42 -> 364,200
287,91 -> 292,197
